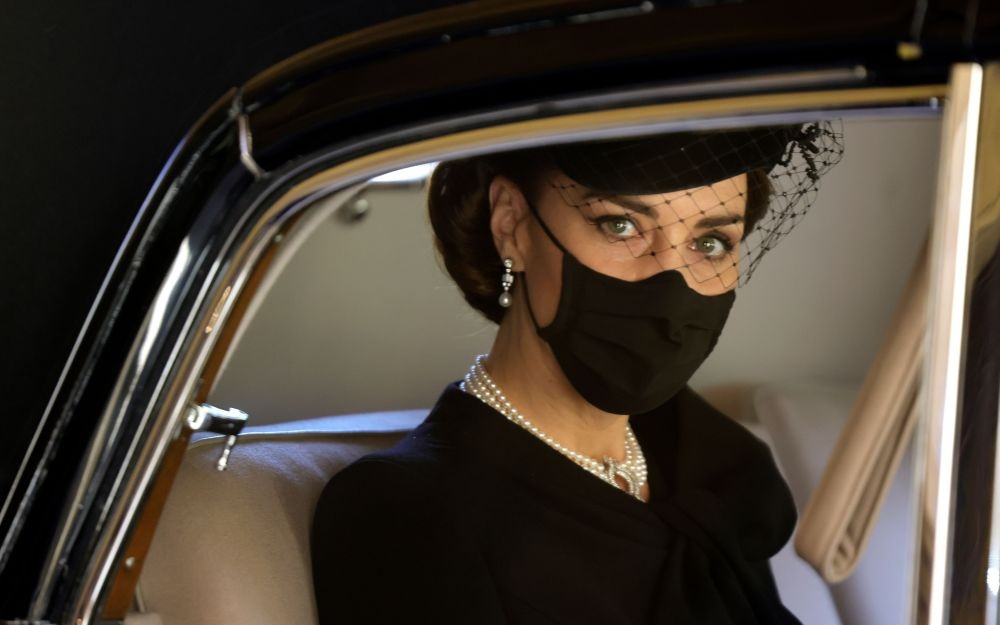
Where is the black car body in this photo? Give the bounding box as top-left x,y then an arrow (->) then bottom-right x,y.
3,1 -> 999,623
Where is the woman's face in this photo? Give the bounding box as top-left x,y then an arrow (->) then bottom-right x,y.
516,169 -> 747,327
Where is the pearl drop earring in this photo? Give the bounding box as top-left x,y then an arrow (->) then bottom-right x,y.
499,258 -> 514,308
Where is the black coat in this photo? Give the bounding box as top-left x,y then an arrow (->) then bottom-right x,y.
312,384 -> 800,624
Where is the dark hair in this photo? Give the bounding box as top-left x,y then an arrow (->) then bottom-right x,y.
428,152 -> 772,324
744,168 -> 773,233
427,150 -> 552,324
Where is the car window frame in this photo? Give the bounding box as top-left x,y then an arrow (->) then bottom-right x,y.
12,50 -> 999,623
63,80 -> 978,625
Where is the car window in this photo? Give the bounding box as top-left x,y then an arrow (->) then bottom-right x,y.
209,116 -> 937,427
197,114 -> 938,625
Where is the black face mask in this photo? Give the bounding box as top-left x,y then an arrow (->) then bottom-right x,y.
523,207 -> 736,415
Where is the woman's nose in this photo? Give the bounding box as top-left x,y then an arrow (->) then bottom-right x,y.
650,222 -> 694,271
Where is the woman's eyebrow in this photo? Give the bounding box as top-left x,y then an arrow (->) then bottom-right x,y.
580,191 -> 659,217
695,214 -> 744,229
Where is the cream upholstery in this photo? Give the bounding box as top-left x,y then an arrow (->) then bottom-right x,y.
134,410 -> 426,625
752,383 -> 915,625
123,613 -> 162,625
132,392 -> 899,625
795,245 -> 927,584
731,413 -> 843,625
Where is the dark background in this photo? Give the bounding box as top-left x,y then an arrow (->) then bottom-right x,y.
0,0 -> 466,499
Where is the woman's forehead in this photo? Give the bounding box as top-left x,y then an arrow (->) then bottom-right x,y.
554,171 -> 748,221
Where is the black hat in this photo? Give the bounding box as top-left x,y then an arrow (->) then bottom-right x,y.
547,125 -> 804,195
541,120 -> 844,287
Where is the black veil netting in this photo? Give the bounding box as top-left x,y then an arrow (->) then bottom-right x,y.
538,120 -> 844,289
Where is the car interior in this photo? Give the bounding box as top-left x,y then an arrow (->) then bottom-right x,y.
121,111 -> 941,625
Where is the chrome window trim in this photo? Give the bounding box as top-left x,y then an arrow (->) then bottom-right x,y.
912,63 -> 983,625
56,81 -> 949,624
963,62 -> 1000,625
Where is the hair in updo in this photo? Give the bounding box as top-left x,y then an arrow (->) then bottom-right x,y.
427,149 -> 552,324
428,150 -> 773,325
744,169 -> 773,233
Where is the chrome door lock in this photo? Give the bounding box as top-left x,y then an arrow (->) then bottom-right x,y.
185,403 -> 249,471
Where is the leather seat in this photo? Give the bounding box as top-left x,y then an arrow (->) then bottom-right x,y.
132,411 -> 426,625
131,395 -> 870,625
753,383 -> 915,625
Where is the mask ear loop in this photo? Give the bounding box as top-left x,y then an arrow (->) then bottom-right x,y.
525,199 -> 572,255
518,200 -> 572,332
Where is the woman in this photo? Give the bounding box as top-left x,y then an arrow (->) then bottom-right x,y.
311,123 -> 843,624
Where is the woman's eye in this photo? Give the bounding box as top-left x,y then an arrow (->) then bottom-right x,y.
691,235 -> 730,258
599,216 -> 638,238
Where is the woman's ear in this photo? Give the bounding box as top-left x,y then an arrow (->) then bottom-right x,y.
488,175 -> 530,269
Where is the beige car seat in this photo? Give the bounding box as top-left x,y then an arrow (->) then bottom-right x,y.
132,373 -> 914,625
131,410 -> 426,625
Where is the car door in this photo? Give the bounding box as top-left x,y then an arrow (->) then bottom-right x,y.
1,2 -> 998,624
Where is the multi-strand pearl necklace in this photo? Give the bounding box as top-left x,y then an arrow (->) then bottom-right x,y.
461,354 -> 647,500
